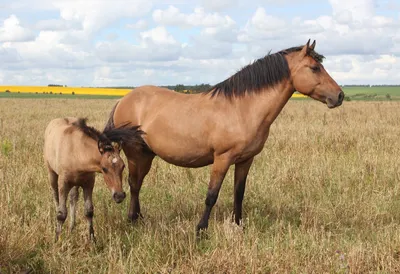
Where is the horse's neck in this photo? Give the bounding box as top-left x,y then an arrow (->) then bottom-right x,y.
81,139 -> 102,173
238,81 -> 295,129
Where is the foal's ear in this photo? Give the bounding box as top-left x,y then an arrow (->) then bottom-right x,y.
113,141 -> 122,152
98,140 -> 106,154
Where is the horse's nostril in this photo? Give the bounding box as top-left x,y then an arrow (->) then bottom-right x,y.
338,91 -> 344,102
113,191 -> 126,203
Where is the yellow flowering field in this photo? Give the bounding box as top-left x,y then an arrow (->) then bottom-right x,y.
0,86 -> 131,96
0,85 -> 306,98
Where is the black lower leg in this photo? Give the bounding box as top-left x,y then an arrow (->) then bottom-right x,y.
197,190 -> 218,232
234,179 -> 246,225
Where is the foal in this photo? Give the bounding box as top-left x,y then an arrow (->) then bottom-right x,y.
44,117 -> 144,242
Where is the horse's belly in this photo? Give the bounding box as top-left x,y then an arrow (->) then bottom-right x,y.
150,142 -> 214,168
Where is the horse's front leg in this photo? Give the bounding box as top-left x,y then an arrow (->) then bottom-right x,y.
82,179 -> 95,242
233,157 -> 254,226
127,156 -> 154,222
69,186 -> 80,233
196,155 -> 231,236
55,175 -> 72,242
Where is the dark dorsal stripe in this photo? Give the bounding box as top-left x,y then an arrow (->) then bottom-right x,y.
205,46 -> 325,98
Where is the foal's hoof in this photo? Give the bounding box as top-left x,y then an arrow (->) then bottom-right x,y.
56,211 -> 67,222
90,234 -> 97,244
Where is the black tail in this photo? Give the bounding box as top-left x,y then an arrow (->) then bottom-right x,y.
104,100 -> 119,132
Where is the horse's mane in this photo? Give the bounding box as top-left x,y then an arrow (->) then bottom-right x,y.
71,118 -> 145,151
205,46 -> 325,98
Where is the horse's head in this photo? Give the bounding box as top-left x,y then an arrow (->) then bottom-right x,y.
287,39 -> 344,108
98,140 -> 126,203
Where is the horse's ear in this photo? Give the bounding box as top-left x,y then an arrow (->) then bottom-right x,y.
301,39 -> 311,56
98,140 -> 105,154
310,40 -> 316,50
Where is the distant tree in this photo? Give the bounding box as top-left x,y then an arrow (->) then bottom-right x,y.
175,84 -> 185,92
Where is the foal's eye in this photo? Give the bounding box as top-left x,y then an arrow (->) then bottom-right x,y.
311,65 -> 320,72
102,167 -> 108,173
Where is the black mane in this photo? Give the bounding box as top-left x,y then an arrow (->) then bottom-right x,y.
72,118 -> 145,151
205,46 -> 325,98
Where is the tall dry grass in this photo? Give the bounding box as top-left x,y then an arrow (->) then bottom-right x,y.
0,98 -> 400,273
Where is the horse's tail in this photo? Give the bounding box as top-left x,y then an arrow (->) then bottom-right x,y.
104,100 -> 120,132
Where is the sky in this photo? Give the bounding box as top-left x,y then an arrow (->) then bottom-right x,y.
0,0 -> 399,87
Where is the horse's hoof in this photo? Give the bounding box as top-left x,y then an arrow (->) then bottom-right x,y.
128,213 -> 144,223
195,224 -> 209,240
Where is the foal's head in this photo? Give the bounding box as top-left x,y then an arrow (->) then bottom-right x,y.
98,139 -> 126,203
284,39 -> 344,108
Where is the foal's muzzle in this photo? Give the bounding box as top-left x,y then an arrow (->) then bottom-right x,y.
113,191 -> 126,203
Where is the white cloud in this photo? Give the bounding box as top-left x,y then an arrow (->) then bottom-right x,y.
153,6 -> 236,28
238,8 -> 287,43
329,0 -> 374,23
140,26 -> 177,45
0,0 -> 399,86
23,0 -> 153,35
95,27 -> 181,63
201,0 -> 237,11
126,19 -> 148,30
326,55 -> 400,85
0,15 -> 35,42
35,19 -> 81,31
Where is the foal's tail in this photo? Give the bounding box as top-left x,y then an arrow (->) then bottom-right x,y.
104,100 -> 120,132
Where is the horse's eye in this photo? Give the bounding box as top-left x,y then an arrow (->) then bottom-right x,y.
311,65 -> 320,72
102,167 -> 108,173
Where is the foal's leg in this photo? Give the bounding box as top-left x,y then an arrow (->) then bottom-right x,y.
69,186 -> 80,233
127,155 -> 154,222
55,175 -> 72,242
47,166 -> 59,208
82,179 -> 95,242
233,157 -> 254,226
196,156 -> 231,235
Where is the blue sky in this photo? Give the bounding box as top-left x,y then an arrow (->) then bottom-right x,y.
0,0 -> 399,87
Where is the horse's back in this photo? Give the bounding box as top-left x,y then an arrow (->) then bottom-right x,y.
115,85 -> 190,126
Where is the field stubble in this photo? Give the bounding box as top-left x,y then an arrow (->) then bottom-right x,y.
0,99 -> 400,273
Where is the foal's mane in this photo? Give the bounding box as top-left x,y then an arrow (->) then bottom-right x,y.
71,118 -> 145,150
72,118 -> 105,142
205,46 -> 325,98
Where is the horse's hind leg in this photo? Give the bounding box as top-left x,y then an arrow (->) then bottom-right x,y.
233,157 -> 254,226
69,186 -> 80,233
55,175 -> 72,242
127,155 -> 154,222
82,178 -> 95,242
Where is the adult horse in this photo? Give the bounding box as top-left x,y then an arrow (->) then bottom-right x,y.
104,40 -> 344,234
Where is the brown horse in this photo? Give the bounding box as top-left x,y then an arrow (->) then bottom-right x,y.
44,117 -> 145,242
104,40 -> 344,235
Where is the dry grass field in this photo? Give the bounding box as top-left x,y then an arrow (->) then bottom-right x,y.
1,98 -> 400,273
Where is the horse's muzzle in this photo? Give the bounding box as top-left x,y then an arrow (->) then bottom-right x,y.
113,191 -> 126,203
327,90 -> 344,108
